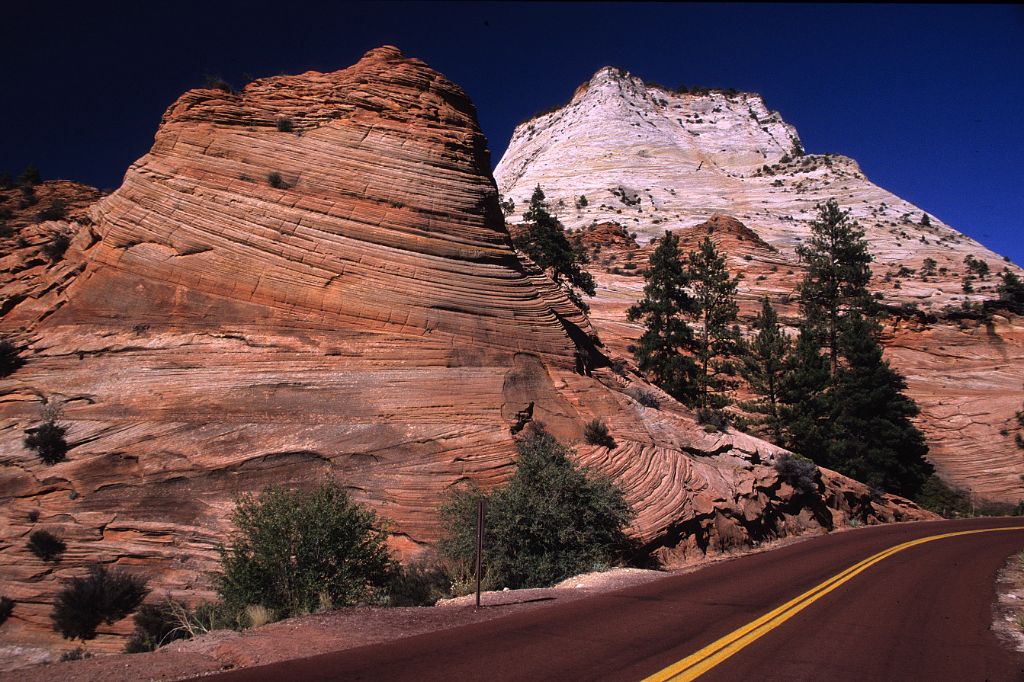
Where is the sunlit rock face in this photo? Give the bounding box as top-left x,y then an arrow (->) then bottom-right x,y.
496,66 -> 1024,505
0,48 -> 932,658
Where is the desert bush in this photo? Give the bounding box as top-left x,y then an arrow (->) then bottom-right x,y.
275,117 -> 294,132
59,648 -> 90,662
37,199 -> 67,222
52,565 -> 149,640
696,408 -> 729,432
385,561 -> 451,606
124,598 -> 192,653
42,231 -> 71,262
0,339 -> 23,377
774,454 -> 820,496
27,530 -> 66,562
438,428 -> 633,590
204,75 -> 233,93
913,475 -> 973,518
266,172 -> 290,189
583,419 -> 615,448
0,597 -> 12,626
216,483 -> 392,619
24,418 -> 69,465
627,386 -> 660,409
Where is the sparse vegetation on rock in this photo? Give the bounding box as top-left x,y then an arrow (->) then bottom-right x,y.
0,597 -> 13,626
42,230 -> 71,262
0,339 -> 24,377
583,418 -> 615,448
27,530 -> 66,562
52,565 -> 149,641
24,406 -> 69,465
267,172 -> 290,189
512,185 -> 595,312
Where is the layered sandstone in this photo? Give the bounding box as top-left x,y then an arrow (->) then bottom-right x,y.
495,67 -> 1024,503
0,48 -> 931,660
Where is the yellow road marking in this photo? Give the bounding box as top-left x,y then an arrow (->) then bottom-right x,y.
643,525 -> 1024,682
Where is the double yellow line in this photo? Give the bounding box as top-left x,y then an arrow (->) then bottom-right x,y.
643,525 -> 1024,682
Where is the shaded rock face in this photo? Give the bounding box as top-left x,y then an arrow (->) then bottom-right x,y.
495,67 -> 1024,504
0,48 -> 932,656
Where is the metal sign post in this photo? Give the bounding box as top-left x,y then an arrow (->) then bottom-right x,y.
475,498 -> 485,609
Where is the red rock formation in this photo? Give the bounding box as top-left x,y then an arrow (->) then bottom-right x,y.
0,47 -> 932,661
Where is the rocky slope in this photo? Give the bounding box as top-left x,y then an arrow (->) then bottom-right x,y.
495,67 -> 1024,504
0,48 -> 931,660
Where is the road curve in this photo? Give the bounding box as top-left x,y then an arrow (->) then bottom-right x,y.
209,518 -> 1024,682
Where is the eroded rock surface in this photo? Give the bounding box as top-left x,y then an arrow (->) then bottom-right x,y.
0,48 -> 932,658
495,66 -> 1024,504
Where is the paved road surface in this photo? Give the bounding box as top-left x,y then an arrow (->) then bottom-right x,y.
210,517 -> 1024,681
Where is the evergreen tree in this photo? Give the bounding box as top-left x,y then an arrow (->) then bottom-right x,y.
777,326 -> 833,459
797,199 -> 873,374
824,314 -> 932,497
513,185 -> 595,312
740,297 -> 790,442
627,232 -> 699,404
997,269 -> 1024,313
687,237 -> 742,409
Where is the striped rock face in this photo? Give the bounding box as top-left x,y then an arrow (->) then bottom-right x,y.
496,67 -> 1024,505
0,47 -> 930,658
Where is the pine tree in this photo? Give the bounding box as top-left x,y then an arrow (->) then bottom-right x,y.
997,269 -> 1024,313
824,314 -> 932,497
740,297 -> 790,442
513,185 -> 596,312
687,237 -> 742,409
627,232 -> 699,404
797,199 -> 873,374
777,326 -> 833,459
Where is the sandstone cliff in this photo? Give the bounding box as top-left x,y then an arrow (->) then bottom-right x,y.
495,66 -> 1024,504
0,48 -> 930,659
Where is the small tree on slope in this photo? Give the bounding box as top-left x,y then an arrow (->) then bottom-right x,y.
512,185 -> 596,312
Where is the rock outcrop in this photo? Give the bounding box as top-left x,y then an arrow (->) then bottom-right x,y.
495,66 -> 1024,504
0,48 -> 932,659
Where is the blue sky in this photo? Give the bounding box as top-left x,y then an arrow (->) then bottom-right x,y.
2,2 -> 1021,264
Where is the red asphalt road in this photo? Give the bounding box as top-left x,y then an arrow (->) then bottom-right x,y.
210,518 -> 1024,682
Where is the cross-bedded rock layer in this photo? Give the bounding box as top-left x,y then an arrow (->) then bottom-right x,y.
495,67 -> 1024,504
0,48 -> 930,659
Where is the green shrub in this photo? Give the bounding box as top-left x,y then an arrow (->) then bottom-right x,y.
438,428 -> 633,590
52,565 -> 149,640
24,419 -> 69,465
385,561 -> 451,606
696,408 -> 729,432
216,483 -> 392,619
913,475 -> 972,518
0,340 -> 23,377
0,597 -> 12,626
125,599 -> 191,653
583,419 -> 615,448
27,530 -> 66,562
627,386 -> 660,409
275,117 -> 294,133
774,454 -> 820,496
